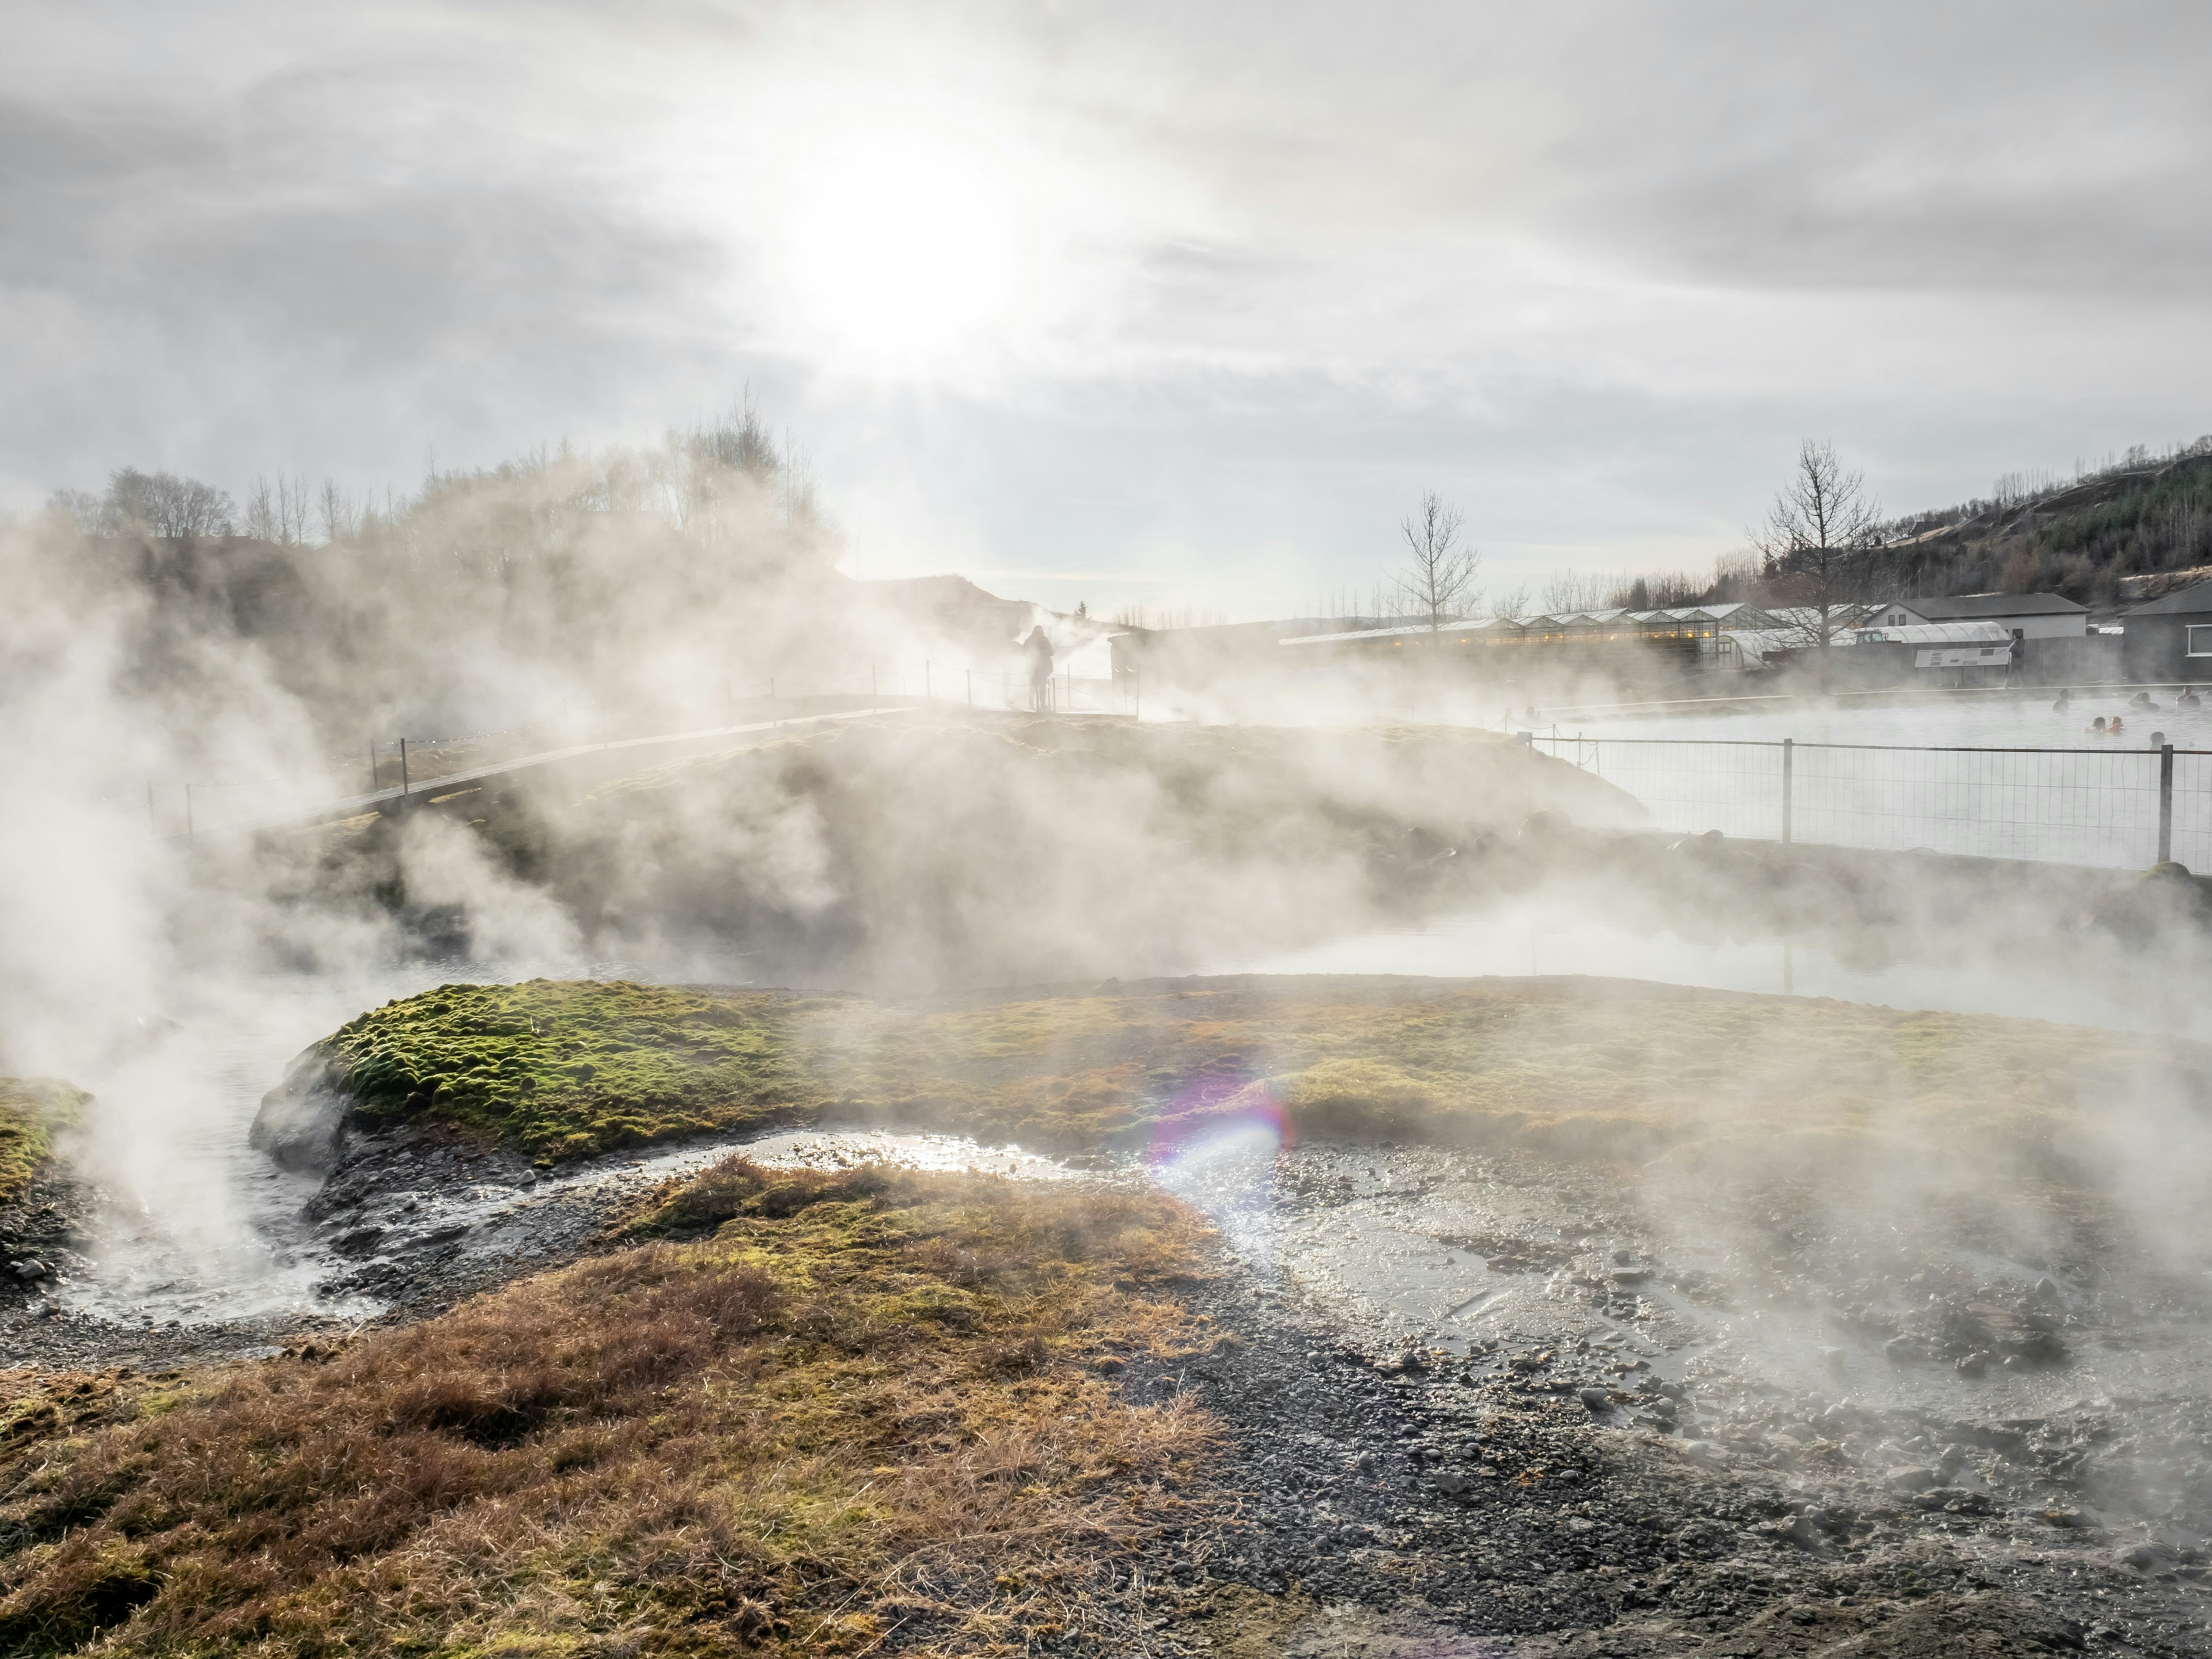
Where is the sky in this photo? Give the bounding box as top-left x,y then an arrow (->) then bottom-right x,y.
6,0 -> 2211,618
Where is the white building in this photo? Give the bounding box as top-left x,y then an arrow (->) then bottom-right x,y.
1869,593 -> 2086,641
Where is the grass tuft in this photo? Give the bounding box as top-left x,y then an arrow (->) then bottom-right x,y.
0,1080 -> 86,1207
0,1169 -> 1218,1656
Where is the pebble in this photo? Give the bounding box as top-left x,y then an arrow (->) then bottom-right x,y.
1578,1387 -> 1613,1412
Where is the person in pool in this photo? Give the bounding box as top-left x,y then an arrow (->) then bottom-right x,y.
2088,715 -> 2108,734
2111,715 -> 2126,736
2053,688 -> 2072,712
2181,687 -> 2202,708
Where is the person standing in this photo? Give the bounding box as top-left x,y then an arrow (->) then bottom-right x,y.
1023,624 -> 1055,711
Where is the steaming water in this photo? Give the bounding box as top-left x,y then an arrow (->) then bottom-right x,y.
52,960 -> 567,1331
1552,689 -> 2212,748
48,958 -> 1080,1335
1538,692 -> 2212,870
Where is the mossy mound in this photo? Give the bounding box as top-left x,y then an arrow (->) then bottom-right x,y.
0,1078 -> 87,1206
314,980 -> 838,1162
284,975 -> 2211,1184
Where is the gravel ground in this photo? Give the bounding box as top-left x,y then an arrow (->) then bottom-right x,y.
5,1127 -> 2206,1656
1103,1135 -> 2212,1657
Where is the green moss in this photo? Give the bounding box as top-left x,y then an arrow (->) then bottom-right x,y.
308,976 -> 2212,1176
0,1078 -> 87,1205
319,980 -> 834,1162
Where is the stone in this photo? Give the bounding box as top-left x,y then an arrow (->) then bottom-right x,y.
1578,1387 -> 1613,1412
249,1048 -> 354,1174
1885,1466 -> 1940,1494
12,1259 -> 48,1281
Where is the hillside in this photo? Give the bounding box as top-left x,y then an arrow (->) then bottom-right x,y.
1855,442 -> 2212,609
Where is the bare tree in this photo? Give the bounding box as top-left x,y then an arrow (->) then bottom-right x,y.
99,468 -> 234,539
1396,491 -> 1480,630
1751,439 -> 1883,672
1488,582 -> 1530,622
277,475 -> 312,544
320,478 -> 357,544
244,477 -> 280,541
1539,568 -> 1610,615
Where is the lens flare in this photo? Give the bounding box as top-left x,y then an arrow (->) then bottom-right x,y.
1145,1082 -> 1291,1258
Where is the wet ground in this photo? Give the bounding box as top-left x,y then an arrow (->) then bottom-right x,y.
1127,1134 -> 2211,1655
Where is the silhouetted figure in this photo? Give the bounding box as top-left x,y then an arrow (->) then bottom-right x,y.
2088,716 -> 2108,734
2052,688 -> 2070,712
2180,687 -> 2203,708
1023,624 -> 1055,712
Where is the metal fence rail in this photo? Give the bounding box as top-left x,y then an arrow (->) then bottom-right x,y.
1536,734 -> 2211,871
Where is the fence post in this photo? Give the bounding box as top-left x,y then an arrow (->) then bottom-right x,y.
368,740 -> 377,791
1781,737 -> 1794,845
185,783 -> 195,843
400,738 -> 410,800
2159,743 -> 2175,863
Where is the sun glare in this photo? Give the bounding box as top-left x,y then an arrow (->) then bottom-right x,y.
778,131 -> 1025,360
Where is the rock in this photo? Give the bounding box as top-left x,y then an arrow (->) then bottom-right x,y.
1354,1451 -> 1377,1474
1578,1387 -> 1614,1412
1885,1466 -> 1940,1494
249,1047 -> 354,1174
1956,1350 -> 1991,1377
12,1259 -> 48,1281
1609,1267 -> 1650,1285
1774,1514 -> 1821,1547
1881,1335 -> 1916,1363
1433,1468 -> 1472,1496
332,1227 -> 386,1259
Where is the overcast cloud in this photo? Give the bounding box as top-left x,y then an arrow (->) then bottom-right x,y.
5,1 -> 2210,613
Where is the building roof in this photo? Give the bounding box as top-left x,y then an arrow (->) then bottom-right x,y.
1847,620 -> 2014,646
2124,581 -> 2212,618
1888,593 -> 2086,620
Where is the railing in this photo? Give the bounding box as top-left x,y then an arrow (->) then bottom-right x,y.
1533,734 -> 2207,871
140,662 -> 1141,842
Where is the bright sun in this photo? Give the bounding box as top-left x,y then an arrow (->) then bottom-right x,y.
778,131 -> 1025,359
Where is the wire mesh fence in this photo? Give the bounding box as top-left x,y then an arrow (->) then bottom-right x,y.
1535,734 -> 2212,871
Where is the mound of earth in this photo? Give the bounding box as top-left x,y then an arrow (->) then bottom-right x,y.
281,713 -> 1638,984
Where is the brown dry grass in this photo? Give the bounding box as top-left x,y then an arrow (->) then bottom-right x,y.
0,1168 -> 1219,1657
